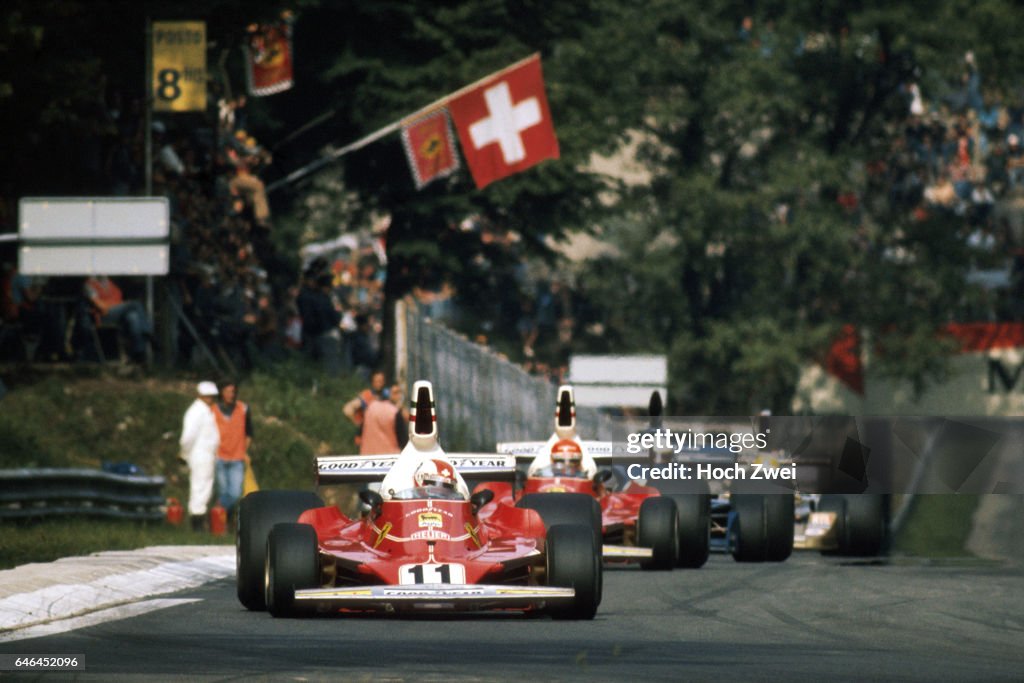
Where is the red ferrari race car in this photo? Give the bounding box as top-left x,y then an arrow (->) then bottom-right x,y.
235,381 -> 602,619
478,386 -> 709,570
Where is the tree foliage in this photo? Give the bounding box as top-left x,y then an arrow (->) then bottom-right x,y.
571,1 -> 1024,412
6,1 -> 1024,412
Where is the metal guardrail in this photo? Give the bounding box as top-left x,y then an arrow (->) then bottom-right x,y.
0,468 -> 166,521
398,300 -> 614,450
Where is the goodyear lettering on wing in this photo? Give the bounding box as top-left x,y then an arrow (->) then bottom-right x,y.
382,587 -> 485,597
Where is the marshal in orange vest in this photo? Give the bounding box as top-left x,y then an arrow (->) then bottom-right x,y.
213,400 -> 249,461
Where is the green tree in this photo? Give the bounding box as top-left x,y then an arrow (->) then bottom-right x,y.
571,1 -> 1024,413
257,1 -> 638,368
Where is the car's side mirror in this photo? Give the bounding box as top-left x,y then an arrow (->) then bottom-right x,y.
513,469 -> 526,493
470,488 -> 494,514
593,469 -> 613,491
359,489 -> 383,517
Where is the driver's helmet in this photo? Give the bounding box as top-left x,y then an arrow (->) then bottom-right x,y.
413,459 -> 458,491
550,439 -> 584,476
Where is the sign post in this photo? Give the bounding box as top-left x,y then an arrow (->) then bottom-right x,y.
148,19 -> 205,365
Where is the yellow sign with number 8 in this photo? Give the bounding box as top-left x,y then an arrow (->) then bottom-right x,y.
152,21 -> 206,112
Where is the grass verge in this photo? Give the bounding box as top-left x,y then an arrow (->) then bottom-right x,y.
0,518 -> 230,569
0,359 -> 362,569
891,494 -> 980,557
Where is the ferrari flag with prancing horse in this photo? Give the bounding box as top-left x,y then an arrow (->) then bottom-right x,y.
244,17 -> 295,97
400,109 -> 460,189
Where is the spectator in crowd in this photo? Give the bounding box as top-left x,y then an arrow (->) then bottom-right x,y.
359,383 -> 408,455
212,379 -> 252,519
517,299 -> 538,359
1006,134 -> 1024,186
227,131 -> 272,228
153,120 -> 187,177
211,274 -> 256,371
253,288 -> 283,360
296,270 -> 342,373
84,275 -> 152,363
343,369 -> 388,449
8,272 -> 67,361
923,171 -> 957,211
179,381 -> 220,532
218,95 -> 247,137
348,313 -> 378,381
0,262 -> 16,323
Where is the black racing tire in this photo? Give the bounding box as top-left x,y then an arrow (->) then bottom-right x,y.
818,494 -> 888,556
730,494 -> 794,563
668,493 -> 711,568
236,490 -> 323,611
265,523 -> 320,618
516,493 -> 602,553
518,493 -> 603,605
545,524 -> 601,620
638,497 -> 678,570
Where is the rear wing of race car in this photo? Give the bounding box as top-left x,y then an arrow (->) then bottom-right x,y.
496,440 -> 614,464
316,453 -> 518,485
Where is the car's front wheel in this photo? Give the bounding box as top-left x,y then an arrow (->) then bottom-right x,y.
730,494 -> 794,562
667,492 -> 710,568
545,524 -> 601,620
818,494 -> 888,556
638,497 -> 678,570
265,523 -> 319,618
237,490 -> 323,611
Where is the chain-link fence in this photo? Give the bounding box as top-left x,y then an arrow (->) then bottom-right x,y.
397,300 -> 613,450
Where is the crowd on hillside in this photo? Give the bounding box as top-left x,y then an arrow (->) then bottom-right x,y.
0,89 -> 392,373
882,52 -> 1024,243
6,29 -> 1024,371
876,51 -> 1024,319
737,16 -> 1024,320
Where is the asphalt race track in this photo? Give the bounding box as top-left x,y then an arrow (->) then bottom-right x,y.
2,552 -> 1023,682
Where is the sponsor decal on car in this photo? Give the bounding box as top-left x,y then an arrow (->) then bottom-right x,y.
418,512 -> 444,529
410,529 -> 451,540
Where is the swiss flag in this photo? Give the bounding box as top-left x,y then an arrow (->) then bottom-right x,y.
448,55 -> 560,189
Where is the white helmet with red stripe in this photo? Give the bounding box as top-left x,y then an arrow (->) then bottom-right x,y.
413,458 -> 458,491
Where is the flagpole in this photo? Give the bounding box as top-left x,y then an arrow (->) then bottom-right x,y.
407,52 -> 540,121
266,53 -> 541,193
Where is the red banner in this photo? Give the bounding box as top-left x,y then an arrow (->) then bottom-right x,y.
244,19 -> 294,97
448,55 -> 559,189
401,109 -> 460,189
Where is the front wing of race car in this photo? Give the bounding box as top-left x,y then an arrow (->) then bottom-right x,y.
293,583 -> 576,612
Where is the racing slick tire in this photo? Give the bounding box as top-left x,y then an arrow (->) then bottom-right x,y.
265,523 -> 320,618
545,524 -> 601,620
818,494 -> 888,556
237,490 -> 323,611
516,493 -> 602,554
667,493 -> 711,568
730,494 -> 794,563
638,497 -> 679,570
